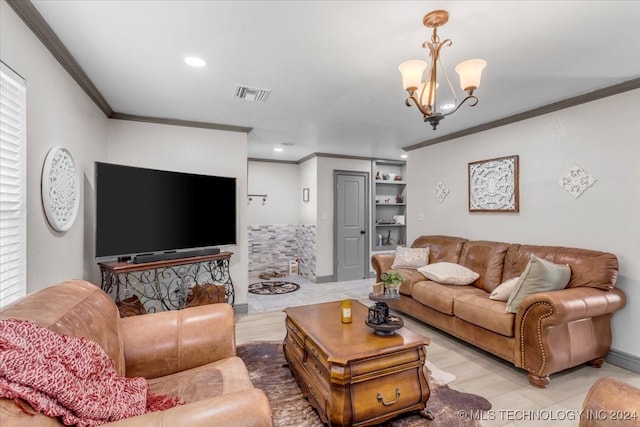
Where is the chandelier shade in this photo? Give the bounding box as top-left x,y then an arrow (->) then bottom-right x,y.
398,10 -> 486,130
455,59 -> 487,94
398,60 -> 428,91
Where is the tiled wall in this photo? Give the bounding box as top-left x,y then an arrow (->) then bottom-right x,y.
296,225 -> 316,281
248,225 -> 316,281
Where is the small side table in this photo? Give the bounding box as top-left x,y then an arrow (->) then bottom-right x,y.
365,292 -> 404,335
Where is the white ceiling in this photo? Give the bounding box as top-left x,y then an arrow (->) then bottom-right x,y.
30,0 -> 640,162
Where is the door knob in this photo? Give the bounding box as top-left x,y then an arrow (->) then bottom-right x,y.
360,230 -> 366,234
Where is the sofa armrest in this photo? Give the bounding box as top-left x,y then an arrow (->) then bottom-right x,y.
371,253 -> 395,281
120,303 -> 236,379
514,287 -> 626,384
104,389 -> 273,427
516,287 -> 626,327
580,377 -> 640,427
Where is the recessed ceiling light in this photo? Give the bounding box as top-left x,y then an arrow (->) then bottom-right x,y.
184,56 -> 206,67
273,147 -> 284,152
401,154 -> 408,159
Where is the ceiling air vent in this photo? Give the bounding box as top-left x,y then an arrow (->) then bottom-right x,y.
234,85 -> 271,102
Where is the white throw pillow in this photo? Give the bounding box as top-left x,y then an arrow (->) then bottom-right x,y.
417,262 -> 479,285
505,255 -> 571,313
489,277 -> 520,301
391,246 -> 430,269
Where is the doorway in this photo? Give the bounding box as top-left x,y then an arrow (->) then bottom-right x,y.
334,171 -> 369,281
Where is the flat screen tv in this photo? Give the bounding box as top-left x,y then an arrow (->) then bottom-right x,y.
95,162 -> 236,259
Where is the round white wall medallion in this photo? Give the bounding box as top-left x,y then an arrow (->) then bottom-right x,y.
42,146 -> 80,232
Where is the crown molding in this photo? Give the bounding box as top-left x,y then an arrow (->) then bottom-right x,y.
404,77 -> 640,152
247,157 -> 298,165
8,0 -> 251,134
6,0 -> 113,117
110,113 -> 252,134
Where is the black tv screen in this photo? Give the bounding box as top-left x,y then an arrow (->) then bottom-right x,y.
95,162 -> 236,258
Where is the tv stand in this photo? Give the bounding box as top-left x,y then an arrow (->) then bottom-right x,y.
99,252 -> 234,314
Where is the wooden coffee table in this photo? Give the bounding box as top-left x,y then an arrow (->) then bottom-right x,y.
283,300 -> 430,427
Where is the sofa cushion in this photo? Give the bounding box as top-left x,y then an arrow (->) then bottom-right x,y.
489,277 -> 520,301
502,244 -> 618,291
147,357 -> 254,403
412,281 -> 486,315
418,262 -> 480,285
505,255 -> 571,313
392,246 -> 429,269
392,269 -> 428,296
454,293 -> 515,337
411,235 -> 467,263
459,240 -> 510,292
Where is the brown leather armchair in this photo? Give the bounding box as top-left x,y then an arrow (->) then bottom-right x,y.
0,280 -> 273,427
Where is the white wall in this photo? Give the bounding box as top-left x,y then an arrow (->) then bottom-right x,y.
247,161 -> 300,225
315,156 -> 371,278
406,89 -> 640,358
1,1 -> 108,292
106,120 -> 250,306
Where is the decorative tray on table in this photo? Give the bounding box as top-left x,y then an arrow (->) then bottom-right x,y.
365,292 -> 404,336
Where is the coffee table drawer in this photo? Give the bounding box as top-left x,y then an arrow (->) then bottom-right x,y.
351,367 -> 426,423
284,344 -> 329,422
351,347 -> 424,378
286,318 -> 305,343
284,331 -> 305,363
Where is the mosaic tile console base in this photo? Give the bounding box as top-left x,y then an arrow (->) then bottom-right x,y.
248,224 -> 316,281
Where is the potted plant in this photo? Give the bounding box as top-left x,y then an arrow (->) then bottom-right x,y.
380,271 -> 403,297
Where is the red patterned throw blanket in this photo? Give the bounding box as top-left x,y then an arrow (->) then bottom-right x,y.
0,318 -> 182,426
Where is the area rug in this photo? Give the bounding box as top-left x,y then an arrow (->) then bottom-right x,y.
248,281 -> 300,295
237,342 -> 491,426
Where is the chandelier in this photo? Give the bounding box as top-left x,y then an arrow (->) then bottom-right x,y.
398,10 -> 486,130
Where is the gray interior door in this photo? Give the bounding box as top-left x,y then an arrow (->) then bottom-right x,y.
335,172 -> 367,281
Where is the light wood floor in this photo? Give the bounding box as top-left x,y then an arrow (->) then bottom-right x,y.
236,277 -> 640,427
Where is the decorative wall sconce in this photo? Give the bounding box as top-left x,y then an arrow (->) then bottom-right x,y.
302,188 -> 310,202
248,194 -> 268,205
398,10 -> 486,130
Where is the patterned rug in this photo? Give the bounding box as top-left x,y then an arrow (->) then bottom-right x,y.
237,342 -> 491,427
248,281 -> 300,295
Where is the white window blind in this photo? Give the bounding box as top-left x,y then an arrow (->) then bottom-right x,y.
0,62 -> 27,308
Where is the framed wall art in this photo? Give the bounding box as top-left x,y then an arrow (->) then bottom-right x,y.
41,145 -> 80,231
468,155 -> 519,212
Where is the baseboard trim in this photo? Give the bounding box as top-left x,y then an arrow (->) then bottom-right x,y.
315,275 -> 335,284
233,303 -> 249,315
607,349 -> 640,373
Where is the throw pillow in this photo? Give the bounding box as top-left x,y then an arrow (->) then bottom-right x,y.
116,295 -> 147,317
417,262 -> 480,285
489,276 -> 520,301
505,255 -> 571,313
391,246 -> 430,269
186,283 -> 226,307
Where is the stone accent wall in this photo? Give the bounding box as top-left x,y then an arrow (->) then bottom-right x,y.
296,225 -> 316,281
248,225 -> 316,281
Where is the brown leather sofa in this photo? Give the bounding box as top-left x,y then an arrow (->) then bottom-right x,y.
580,377 -> 640,426
372,235 -> 626,388
0,280 -> 273,426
